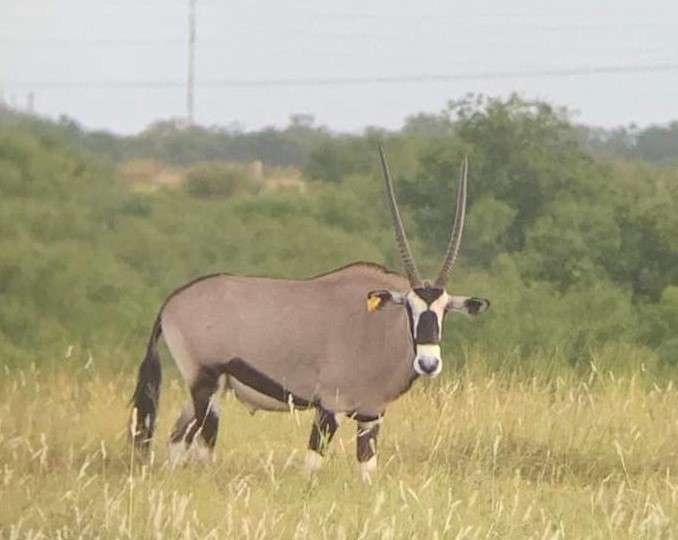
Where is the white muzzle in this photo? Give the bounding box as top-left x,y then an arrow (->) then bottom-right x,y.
414,344 -> 442,377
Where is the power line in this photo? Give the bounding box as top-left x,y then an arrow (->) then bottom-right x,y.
2,22 -> 674,47
6,62 -> 678,91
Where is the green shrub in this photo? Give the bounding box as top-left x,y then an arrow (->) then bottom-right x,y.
185,163 -> 254,198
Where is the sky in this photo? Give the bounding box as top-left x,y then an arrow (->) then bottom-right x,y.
2,0 -> 678,134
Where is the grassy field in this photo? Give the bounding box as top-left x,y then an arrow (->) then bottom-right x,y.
2,352 -> 678,539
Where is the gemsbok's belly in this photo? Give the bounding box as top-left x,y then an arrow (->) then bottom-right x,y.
227,376 -> 298,413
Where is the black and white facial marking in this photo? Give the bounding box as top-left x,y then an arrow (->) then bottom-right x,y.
405,287 -> 447,377
367,288 -> 490,378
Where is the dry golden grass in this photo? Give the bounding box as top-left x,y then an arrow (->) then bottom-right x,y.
2,355 -> 678,539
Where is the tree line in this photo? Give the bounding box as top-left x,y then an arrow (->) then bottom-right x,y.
0,96 -> 677,372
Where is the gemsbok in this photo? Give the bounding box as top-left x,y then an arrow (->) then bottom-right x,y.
130,146 -> 490,481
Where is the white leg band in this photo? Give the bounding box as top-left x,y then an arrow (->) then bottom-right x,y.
305,449 -> 323,474
360,456 -> 377,483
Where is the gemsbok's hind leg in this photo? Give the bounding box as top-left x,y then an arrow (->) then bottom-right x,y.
356,416 -> 382,483
169,401 -> 195,465
305,407 -> 339,474
169,369 -> 223,465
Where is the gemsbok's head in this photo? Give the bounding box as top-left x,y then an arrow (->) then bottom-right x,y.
367,147 -> 490,377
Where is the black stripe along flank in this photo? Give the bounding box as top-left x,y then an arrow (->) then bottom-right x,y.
225,357 -> 312,408
222,358 -> 395,423
223,358 -> 385,422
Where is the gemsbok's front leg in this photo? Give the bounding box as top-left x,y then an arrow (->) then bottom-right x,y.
305,407 -> 339,475
356,416 -> 382,483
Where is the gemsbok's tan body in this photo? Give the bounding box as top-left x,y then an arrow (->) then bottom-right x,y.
131,147 -> 490,481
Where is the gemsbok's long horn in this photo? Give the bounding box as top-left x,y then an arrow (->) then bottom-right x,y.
378,145 -> 423,288
434,155 -> 468,288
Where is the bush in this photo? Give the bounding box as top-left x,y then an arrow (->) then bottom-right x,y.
185,163 -> 253,198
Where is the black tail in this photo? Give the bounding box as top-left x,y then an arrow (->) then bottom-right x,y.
130,312 -> 163,450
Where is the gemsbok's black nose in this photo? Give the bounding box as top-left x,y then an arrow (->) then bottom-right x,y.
417,356 -> 440,374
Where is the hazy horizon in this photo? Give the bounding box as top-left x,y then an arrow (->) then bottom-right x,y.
3,0 -> 678,135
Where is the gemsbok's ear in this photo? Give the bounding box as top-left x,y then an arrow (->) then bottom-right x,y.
446,296 -> 490,316
366,289 -> 406,312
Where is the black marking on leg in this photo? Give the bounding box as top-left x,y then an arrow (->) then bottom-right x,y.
308,408 -> 339,456
185,369 -> 220,446
356,421 -> 380,463
350,412 -> 382,423
201,410 -> 219,448
170,407 -> 194,444
225,357 -> 312,408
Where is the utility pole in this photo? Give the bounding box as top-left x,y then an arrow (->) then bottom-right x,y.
187,0 -> 197,125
